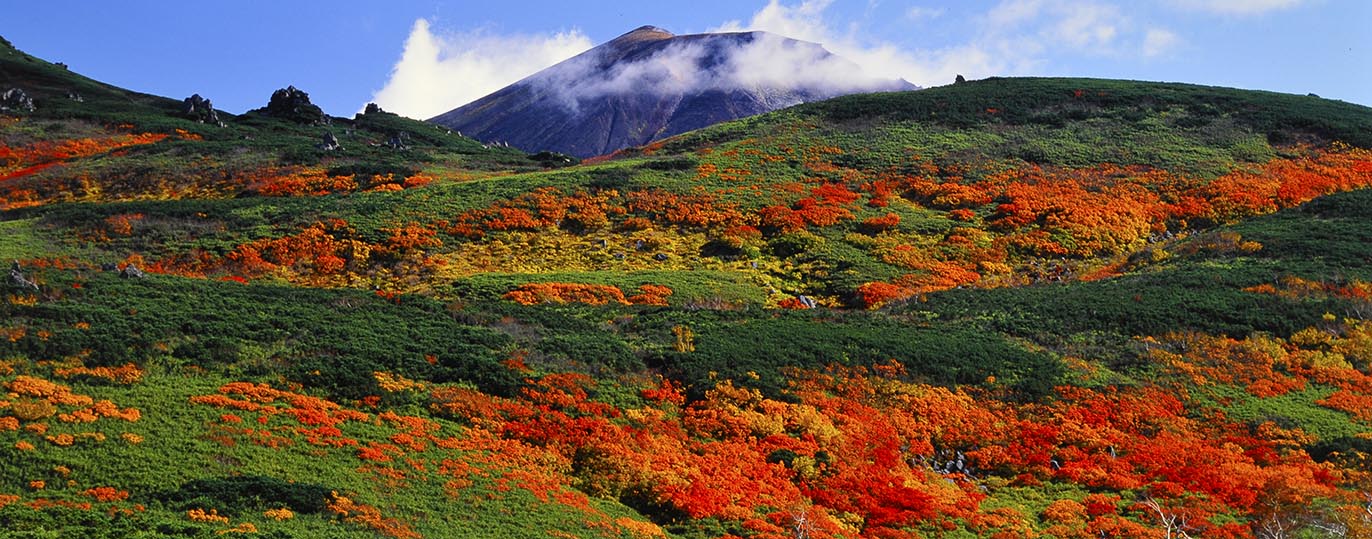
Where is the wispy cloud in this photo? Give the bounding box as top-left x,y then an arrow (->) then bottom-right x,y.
1142,28 -> 1182,57
714,0 -> 995,86
717,0 -> 1183,87
368,19 -> 592,119
904,6 -> 947,21
1164,0 -> 1306,16
533,29 -> 910,114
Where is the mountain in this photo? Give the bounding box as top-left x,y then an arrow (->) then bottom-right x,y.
429,25 -> 915,158
6,33 -> 1372,539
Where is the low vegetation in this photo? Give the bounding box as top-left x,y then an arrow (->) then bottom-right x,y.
3,35 -> 1372,538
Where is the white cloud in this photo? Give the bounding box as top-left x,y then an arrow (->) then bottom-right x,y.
714,0 -> 992,85
707,0 -> 1188,88
904,6 -> 947,21
1166,0 -> 1305,16
1142,28 -> 1181,57
533,27 -> 910,113
368,19 -> 592,119
1050,2 -> 1121,50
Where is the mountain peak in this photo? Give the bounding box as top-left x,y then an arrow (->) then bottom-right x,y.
430,26 -> 915,158
624,25 -> 673,37
610,25 -> 675,45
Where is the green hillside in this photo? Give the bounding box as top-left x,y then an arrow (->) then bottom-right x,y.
4,37 -> 1372,538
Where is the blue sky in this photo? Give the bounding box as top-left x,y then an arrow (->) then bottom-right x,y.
3,1 -> 1367,118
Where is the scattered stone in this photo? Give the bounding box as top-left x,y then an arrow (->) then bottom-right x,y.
182,94 -> 224,126
1,88 -> 36,113
8,261 -> 39,291
529,151 -> 577,168
613,252 -> 626,260
385,131 -> 410,150
66,90 -> 84,102
319,131 -> 342,151
119,264 -> 146,279
264,85 -> 326,125
796,295 -> 818,309
653,253 -> 669,261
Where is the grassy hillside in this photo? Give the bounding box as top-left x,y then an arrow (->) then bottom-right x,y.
4,37 -> 1372,538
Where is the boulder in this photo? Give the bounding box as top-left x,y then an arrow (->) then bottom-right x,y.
1,88 -> 35,113
264,85 -> 326,125
385,131 -> 410,150
319,131 -> 342,151
120,264 -> 146,279
796,295 -> 818,309
182,94 -> 223,126
653,253 -> 669,261
8,261 -> 38,291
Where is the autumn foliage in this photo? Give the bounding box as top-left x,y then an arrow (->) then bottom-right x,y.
503,283 -> 673,306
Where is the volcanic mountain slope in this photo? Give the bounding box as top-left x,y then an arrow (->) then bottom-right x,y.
429,25 -> 914,158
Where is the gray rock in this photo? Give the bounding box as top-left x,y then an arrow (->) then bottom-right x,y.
120,264 -> 146,279
66,90 -> 84,103
796,295 -> 818,309
1,88 -> 36,113
264,86 -> 326,125
8,261 -> 38,291
386,131 -> 410,150
653,253 -> 669,261
319,131 -> 342,151
182,94 -> 223,126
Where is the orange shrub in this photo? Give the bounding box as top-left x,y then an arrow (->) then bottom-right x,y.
82,487 -> 130,502
504,283 -> 630,306
860,213 -> 901,234
187,508 -> 230,524
856,282 -> 914,309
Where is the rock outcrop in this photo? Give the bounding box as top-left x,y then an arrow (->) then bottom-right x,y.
1,88 -> 35,113
263,85 -> 326,125
182,94 -> 224,126
120,264 -> 146,279
319,131 -> 342,151
8,261 -> 39,291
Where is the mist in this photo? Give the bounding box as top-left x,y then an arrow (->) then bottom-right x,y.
531,29 -> 912,114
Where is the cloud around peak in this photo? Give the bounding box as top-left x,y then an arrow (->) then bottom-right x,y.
368,19 -> 592,119
531,30 -> 910,114
372,1 -> 1254,120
